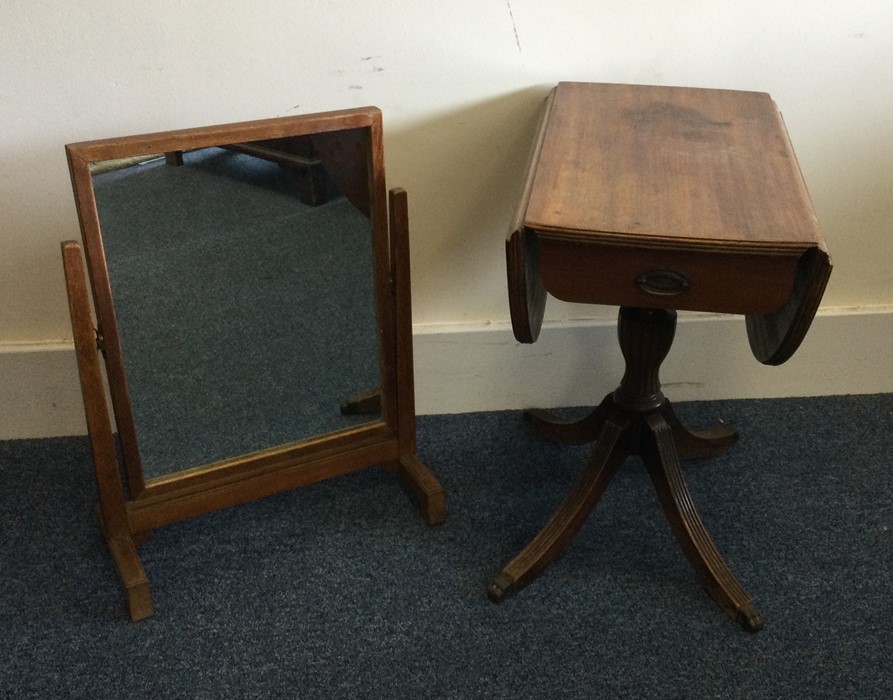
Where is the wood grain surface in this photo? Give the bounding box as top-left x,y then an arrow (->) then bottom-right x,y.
524,82 -> 824,251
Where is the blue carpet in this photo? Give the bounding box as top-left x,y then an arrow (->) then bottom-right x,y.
1,394 -> 891,698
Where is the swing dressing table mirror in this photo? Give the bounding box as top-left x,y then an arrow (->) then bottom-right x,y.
62,107 -> 443,621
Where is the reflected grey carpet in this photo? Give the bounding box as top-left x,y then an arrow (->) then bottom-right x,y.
2,394 -> 892,698
93,149 -> 380,478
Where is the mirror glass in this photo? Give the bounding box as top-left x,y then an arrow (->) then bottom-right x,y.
89,133 -> 381,480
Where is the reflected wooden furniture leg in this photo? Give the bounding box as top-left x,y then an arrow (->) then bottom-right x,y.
339,388 -> 382,416
489,307 -> 761,631
62,241 -> 154,621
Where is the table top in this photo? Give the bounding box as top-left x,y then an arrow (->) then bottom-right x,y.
523,82 -> 824,253
508,82 -> 831,365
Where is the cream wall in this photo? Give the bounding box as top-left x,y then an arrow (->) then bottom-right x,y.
2,2 -> 892,436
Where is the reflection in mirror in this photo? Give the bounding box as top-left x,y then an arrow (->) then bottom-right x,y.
91,137 -> 380,479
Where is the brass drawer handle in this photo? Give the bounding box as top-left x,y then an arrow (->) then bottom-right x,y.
637,269 -> 690,296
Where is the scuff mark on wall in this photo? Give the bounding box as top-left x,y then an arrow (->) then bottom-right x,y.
506,2 -> 522,53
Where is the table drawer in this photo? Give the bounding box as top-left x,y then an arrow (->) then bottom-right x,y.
536,236 -> 802,315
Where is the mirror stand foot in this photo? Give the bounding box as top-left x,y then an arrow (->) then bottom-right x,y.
396,454 -> 445,525
106,535 -> 154,621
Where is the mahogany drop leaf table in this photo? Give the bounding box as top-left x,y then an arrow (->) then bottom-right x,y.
493,82 -> 831,632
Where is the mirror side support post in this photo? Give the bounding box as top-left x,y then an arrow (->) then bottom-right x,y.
61,241 -> 155,621
388,188 -> 445,525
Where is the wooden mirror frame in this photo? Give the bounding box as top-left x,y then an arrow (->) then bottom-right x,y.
62,107 -> 444,621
